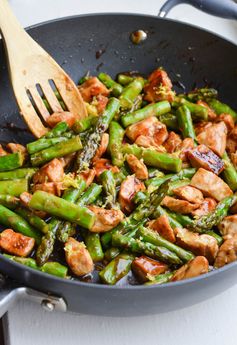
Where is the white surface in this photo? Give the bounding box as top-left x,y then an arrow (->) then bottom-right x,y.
4,1 -> 237,345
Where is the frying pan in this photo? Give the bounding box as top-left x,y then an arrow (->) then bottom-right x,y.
0,0 -> 237,317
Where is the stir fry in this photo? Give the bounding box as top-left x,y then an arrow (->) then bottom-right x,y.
0,68 -> 237,286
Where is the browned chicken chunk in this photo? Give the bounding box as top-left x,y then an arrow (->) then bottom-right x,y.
135,136 -> 166,152
0,229 -> 35,257
188,145 -> 224,175
126,154 -> 148,180
65,237 -> 94,276
144,68 -> 174,103
33,182 -> 63,196
214,234 -> 237,268
175,228 -> 218,263
191,168 -> 232,201
119,175 -> 145,213
171,256 -> 209,282
87,205 -> 124,233
132,256 -> 168,282
93,158 -> 119,177
173,185 -> 204,205
161,196 -> 200,214
177,138 -> 195,162
191,198 -> 217,217
95,94 -> 109,114
163,131 -> 182,153
126,117 -> 168,146
92,133 -> 109,163
197,121 -> 227,157
0,144 -> 8,156
148,215 -> 175,243
218,215 -> 237,239
46,111 -> 76,128
230,152 -> 237,170
59,153 -> 76,168
78,77 -> 110,102
216,113 -> 235,132
195,121 -> 212,136
6,143 -> 27,155
80,169 -> 96,187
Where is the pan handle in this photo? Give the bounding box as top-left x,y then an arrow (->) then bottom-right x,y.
158,0 -> 237,20
0,274 -> 67,317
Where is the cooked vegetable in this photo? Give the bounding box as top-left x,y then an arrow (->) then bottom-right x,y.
0,67 -> 237,286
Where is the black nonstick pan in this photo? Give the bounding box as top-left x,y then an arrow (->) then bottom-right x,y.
0,0 -> 237,317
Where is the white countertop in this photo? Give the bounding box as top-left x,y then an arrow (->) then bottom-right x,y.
4,1 -> 237,344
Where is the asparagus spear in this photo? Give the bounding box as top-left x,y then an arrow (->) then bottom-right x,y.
112,233 -> 182,265
76,97 -> 120,172
15,207 -> 49,234
0,205 -> 41,243
0,194 -> 20,209
29,191 -> 95,229
121,101 -> 171,127
138,226 -> 194,262
187,88 -> 218,102
85,233 -> 104,262
117,74 -> 134,86
207,99 -> 237,121
56,221 -> 76,243
221,151 -> 237,191
30,136 -> 82,166
145,272 -> 173,285
173,97 -> 208,121
76,183 -> 102,206
146,168 -> 196,188
104,247 -> 121,261
0,168 -> 36,181
0,152 -> 24,172
176,105 -> 196,139
0,179 -> 28,196
122,144 -> 182,173
27,137 -> 68,154
159,113 -> 178,131
98,72 -> 123,97
72,115 -> 97,133
43,121 -> 69,138
108,121 -> 125,167
99,170 -> 117,208
119,77 -> 144,110
188,195 -> 234,233
99,253 -> 134,285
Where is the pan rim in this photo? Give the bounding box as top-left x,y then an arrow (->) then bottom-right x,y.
1,13 -> 237,291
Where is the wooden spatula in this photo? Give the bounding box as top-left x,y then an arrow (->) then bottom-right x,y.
0,0 -> 87,138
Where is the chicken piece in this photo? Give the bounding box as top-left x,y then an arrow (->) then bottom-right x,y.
87,205 -> 124,233
93,158 -> 119,177
197,100 -> 217,120
171,256 -> 209,282
214,234 -> 237,268
126,117 -> 168,146
94,94 -> 109,114
226,137 -> 237,154
230,152 -> 237,170
126,154 -> 148,180
33,158 -> 64,184
144,68 -> 174,103
6,143 -> 28,162
119,175 -> 145,213
65,237 -> 94,276
175,228 -> 218,263
148,215 -> 175,243
218,215 -> 237,239
33,182 -> 63,196
191,198 -> 217,217
92,133 -> 109,163
132,256 -> 168,283
80,169 -> 96,187
197,121 -> 227,157
177,138 -> 195,162
19,192 -> 32,207
163,131 -> 182,153
216,113 -> 235,132
173,185 -> 204,205
0,229 -> 35,257
135,136 -> 166,152
0,144 -> 8,157
161,196 -> 199,214
59,153 -> 76,168
78,77 -> 110,102
190,168 -> 232,201
188,145 -> 224,175
46,111 -> 76,128
195,121 -> 212,136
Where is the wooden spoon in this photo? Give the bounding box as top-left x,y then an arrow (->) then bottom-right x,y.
0,0 -> 87,138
